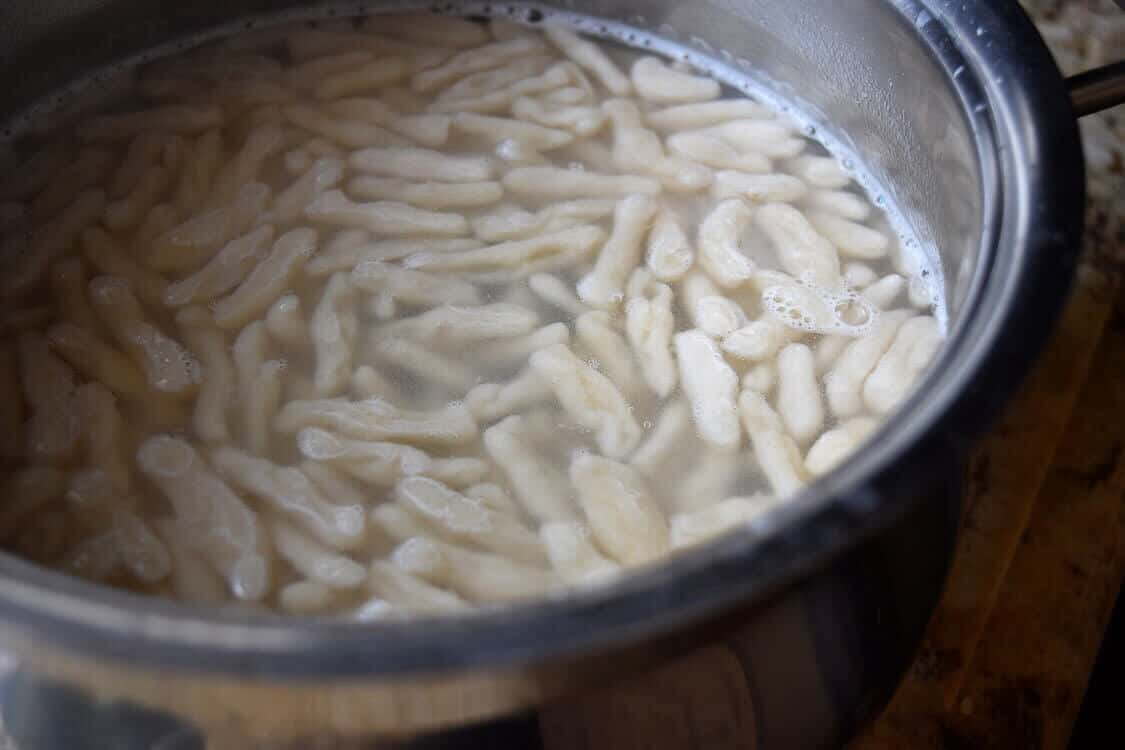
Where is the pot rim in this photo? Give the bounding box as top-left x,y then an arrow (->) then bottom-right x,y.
0,0 -> 1084,678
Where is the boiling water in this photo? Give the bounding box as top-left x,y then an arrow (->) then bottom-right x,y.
0,8 -> 945,618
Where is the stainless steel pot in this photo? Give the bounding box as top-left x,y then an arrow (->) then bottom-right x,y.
0,1 -> 1120,748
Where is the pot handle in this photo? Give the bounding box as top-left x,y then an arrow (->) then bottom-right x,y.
1068,60 -> 1125,117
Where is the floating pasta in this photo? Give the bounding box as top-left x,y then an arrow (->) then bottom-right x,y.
675,330 -> 741,451
529,343 -> 642,459
305,190 -> 469,237
277,398 -> 478,446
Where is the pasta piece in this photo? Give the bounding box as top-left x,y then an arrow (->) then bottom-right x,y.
803,189 -> 872,221
349,146 -> 494,183
373,336 -> 476,392
211,228 -> 317,329
300,427 -> 486,488
824,310 -> 911,418
576,311 -> 644,396
427,61 -> 572,115
323,99 -> 451,147
755,202 -> 843,289
368,561 -> 468,615
46,323 -> 147,399
711,171 -> 807,203
503,166 -> 660,199
544,27 -> 631,96
310,273 -> 358,396
0,467 -> 67,540
155,521 -> 228,604
679,270 -> 722,331
305,190 -> 468,237
249,363 -> 284,456
843,262 -> 879,289
405,225 -> 604,274
453,112 -> 574,151
352,261 -> 481,307
74,382 -> 131,491
698,120 -> 805,159
467,367 -> 551,422
483,416 -> 576,523
382,303 -> 539,346
511,96 -> 606,137
676,449 -> 742,512
82,228 -> 170,308
738,390 -> 809,497
314,57 -> 409,100
630,399 -> 691,480
136,435 -> 268,600
88,276 -> 200,396
667,132 -> 771,174
284,50 -> 375,88
0,189 -> 106,299
670,495 -> 778,549
392,534 -> 559,603
863,274 -> 906,309
775,343 -> 824,445
805,417 -> 878,476
569,453 -> 669,565
696,295 -> 747,339
631,56 -> 719,103
265,157 -> 344,225
308,235 -> 481,275
604,99 -> 711,192
646,100 -> 773,131
277,398 -> 478,446
807,211 -> 890,260
270,517 -> 366,590
148,182 -> 271,272
17,332 -> 80,462
472,199 -> 616,243
77,104 -> 223,142
279,580 -> 337,615
863,316 -> 941,414
722,317 -> 801,362
814,335 -> 851,375
471,322 -> 570,370
576,195 -> 658,307
176,308 -> 233,443
211,446 -> 366,551
112,509 -> 172,584
465,483 -> 521,516
529,344 -> 642,459
786,155 -> 851,189
48,258 -> 99,330
528,273 -> 585,316
104,165 -> 170,231
674,330 -> 741,451
696,199 -> 757,288
207,124 -> 288,209
643,210 -> 694,282
164,226 -> 276,308
540,520 -> 620,585
741,361 -> 777,394
412,37 -> 547,93
283,104 -> 408,149
395,476 -> 545,565
348,176 -> 503,210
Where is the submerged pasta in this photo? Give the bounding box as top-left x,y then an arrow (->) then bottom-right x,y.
0,11 -> 942,618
